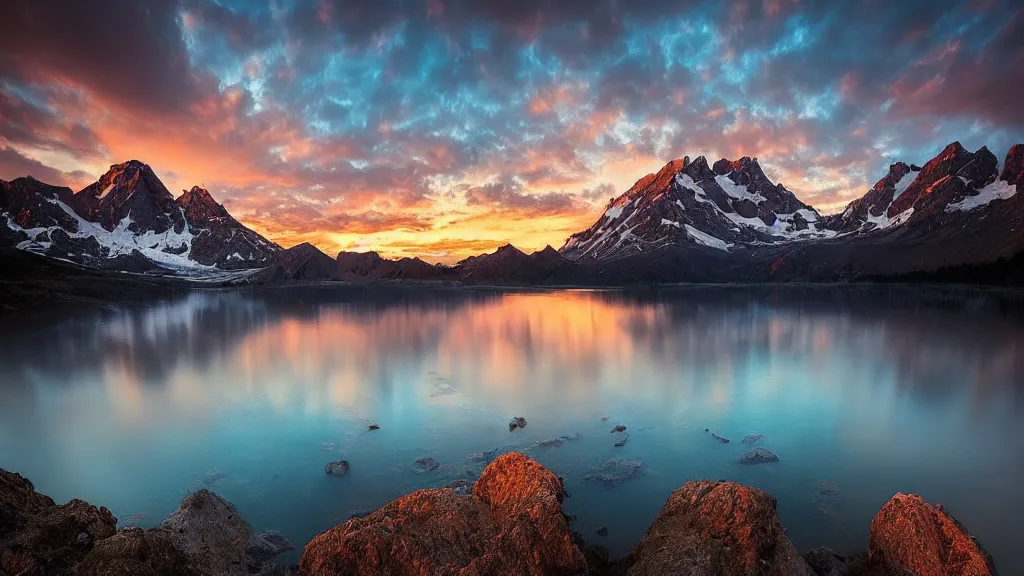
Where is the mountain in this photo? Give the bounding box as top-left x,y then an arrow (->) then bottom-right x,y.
337,251 -> 449,283
560,155 -> 831,261
0,161 -> 280,272
254,242 -> 340,283
457,244 -> 566,284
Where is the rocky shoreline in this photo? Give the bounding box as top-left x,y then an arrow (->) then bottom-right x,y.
1,454 -> 997,576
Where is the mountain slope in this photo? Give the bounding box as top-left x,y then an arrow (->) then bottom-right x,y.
254,242 -> 340,283
176,186 -> 279,268
0,162 -> 280,272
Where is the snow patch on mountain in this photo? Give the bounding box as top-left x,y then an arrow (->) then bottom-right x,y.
715,174 -> 767,203
946,180 -> 1017,212
685,224 -> 729,251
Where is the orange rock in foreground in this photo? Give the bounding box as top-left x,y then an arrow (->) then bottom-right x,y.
298,452 -> 587,576
868,493 -> 997,576
626,480 -> 815,575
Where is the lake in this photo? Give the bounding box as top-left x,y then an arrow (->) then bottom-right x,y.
1,285 -> 1022,571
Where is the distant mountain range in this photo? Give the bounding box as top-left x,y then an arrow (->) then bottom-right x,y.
2,141 -> 1022,286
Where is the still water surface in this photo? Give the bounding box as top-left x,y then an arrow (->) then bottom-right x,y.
1,286 -> 1022,570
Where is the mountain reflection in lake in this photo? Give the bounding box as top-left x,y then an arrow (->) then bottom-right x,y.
1,286 -> 1022,571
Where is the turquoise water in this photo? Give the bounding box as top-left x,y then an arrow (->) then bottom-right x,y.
1,286 -> 1022,571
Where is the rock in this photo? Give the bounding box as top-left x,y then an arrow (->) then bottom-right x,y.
78,526 -> 198,576
600,416 -> 610,422
596,526 -> 608,537
741,433 -> 765,445
0,469 -> 117,576
202,468 -> 228,485
367,423 -> 380,431
627,480 -> 815,575
298,452 -> 587,575
414,457 -> 440,472
532,438 -> 563,448
560,433 -> 583,441
583,460 -> 644,487
324,461 -> 349,476
466,449 -> 499,463
815,482 -> 840,497
703,428 -> 709,432
738,447 -> 779,465
709,432 -> 730,443
911,163 -> 923,171
803,547 -> 853,576
868,493 -> 996,576
508,416 -> 528,431
610,424 -> 626,433
160,489 -> 254,576
614,433 -> 629,447
447,480 -> 473,495
248,530 -> 294,564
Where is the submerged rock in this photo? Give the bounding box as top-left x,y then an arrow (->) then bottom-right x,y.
533,438 -> 563,448
739,447 -> 779,465
324,460 -> 349,476
627,480 -> 815,575
742,433 -> 765,445
249,530 -> 294,564
202,468 -> 228,485
614,434 -> 629,447
560,433 -> 583,441
803,547 -> 857,576
466,449 -> 499,463
596,526 -> 608,537
298,452 -> 586,575
367,423 -> 380,431
868,493 -> 997,575
709,432 -> 730,444
610,424 -> 627,433
508,416 -> 528,431
413,457 -> 440,472
583,459 -> 644,487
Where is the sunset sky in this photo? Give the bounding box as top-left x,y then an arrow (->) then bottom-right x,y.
1,0 -> 1023,262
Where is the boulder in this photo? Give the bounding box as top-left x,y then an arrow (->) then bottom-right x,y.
709,432 -> 730,443
626,481 -> 815,575
0,470 -> 117,576
509,416 -> 528,431
739,447 -> 779,465
447,480 -> 473,496
298,452 -> 587,575
868,493 -> 996,576
533,438 -> 564,448
78,527 -> 198,576
610,425 -> 627,433
160,489 -> 254,576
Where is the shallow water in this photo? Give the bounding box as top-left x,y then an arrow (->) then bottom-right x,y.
1,286 -> 1023,571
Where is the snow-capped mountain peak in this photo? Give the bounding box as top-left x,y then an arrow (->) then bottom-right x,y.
560,153 -> 833,261
1,161 -> 280,273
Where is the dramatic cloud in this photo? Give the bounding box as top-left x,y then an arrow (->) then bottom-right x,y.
0,0 -> 1022,261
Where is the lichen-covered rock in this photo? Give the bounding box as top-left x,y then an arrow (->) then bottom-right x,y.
298,452 -> 587,575
160,489 -> 254,576
0,470 -> 117,576
77,526 -> 198,576
868,493 -> 996,576
626,480 -> 815,576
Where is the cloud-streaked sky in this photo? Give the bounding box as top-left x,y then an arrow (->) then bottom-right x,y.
1,0 -> 1022,262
